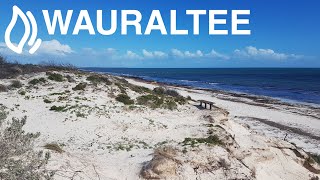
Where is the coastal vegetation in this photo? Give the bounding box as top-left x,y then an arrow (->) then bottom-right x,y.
0,108 -> 53,179
116,94 -> 134,105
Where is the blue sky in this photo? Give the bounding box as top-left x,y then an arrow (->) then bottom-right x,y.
0,0 -> 319,67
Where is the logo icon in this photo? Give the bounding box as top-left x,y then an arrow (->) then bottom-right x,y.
5,5 -> 42,54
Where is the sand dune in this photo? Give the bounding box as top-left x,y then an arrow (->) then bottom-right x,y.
0,71 -> 319,180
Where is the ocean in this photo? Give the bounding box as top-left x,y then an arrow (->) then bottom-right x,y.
83,68 -> 320,105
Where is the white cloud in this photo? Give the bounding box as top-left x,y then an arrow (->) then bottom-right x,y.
0,39 -> 73,57
205,50 -> 230,60
0,41 -> 308,66
171,49 -> 203,58
170,49 -> 184,58
233,46 -> 303,60
36,39 -> 73,56
122,50 -> 143,60
170,49 -> 229,59
142,49 -> 167,59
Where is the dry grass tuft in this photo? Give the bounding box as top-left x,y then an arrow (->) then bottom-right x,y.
44,143 -> 64,153
141,146 -> 179,179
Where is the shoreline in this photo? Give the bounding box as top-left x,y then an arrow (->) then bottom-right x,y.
98,72 -> 320,120
1,69 -> 320,179
120,73 -> 320,155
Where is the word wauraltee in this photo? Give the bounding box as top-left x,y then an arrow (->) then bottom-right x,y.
42,10 -> 251,36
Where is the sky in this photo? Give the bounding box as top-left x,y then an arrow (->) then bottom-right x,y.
0,0 -> 319,68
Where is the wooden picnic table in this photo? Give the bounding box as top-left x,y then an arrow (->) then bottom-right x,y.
199,100 -> 214,110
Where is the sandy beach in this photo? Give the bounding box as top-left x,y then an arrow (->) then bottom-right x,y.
0,70 -> 319,180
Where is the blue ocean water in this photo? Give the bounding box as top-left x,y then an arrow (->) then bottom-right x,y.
84,68 -> 320,105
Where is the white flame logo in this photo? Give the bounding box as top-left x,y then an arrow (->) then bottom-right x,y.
5,5 -> 42,54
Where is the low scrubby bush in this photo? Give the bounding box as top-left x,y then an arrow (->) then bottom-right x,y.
47,72 -> 64,82
50,105 -> 66,112
152,87 -> 187,105
0,116 -> 54,179
65,75 -> 75,83
29,77 -> 46,85
137,94 -> 164,108
153,87 -> 166,95
10,80 -> 23,89
44,99 -> 52,104
116,94 -> 134,105
18,90 -> 26,95
310,153 -> 320,165
87,75 -> 112,85
129,85 -> 151,94
72,83 -> 87,91
0,84 -> 8,92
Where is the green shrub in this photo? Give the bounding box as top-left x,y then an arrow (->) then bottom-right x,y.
18,90 -> 26,95
0,84 -> 8,92
29,78 -> 46,85
72,83 -> 87,91
165,89 -> 180,97
137,94 -> 179,110
153,87 -> 166,95
47,72 -> 64,82
87,75 -> 112,85
44,99 -> 52,104
10,80 -> 23,89
137,94 -> 164,108
50,105 -> 66,112
163,99 -> 177,110
116,94 -> 134,105
129,85 -> 151,94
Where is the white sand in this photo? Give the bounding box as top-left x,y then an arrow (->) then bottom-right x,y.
0,72 -> 319,180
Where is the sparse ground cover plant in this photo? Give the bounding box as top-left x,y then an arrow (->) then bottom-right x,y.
116,94 -> 134,105
72,82 -> 87,91
10,80 -> 23,89
47,72 -> 64,82
87,75 -> 112,85
0,116 -> 54,179
107,140 -> 152,152
50,92 -> 66,96
49,104 -> 108,119
181,135 -> 223,147
115,82 -> 127,94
